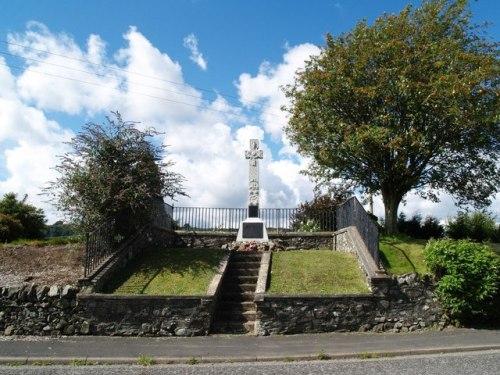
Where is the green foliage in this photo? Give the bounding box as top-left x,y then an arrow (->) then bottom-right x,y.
44,220 -> 77,238
447,211 -> 499,242
0,213 -> 24,242
316,350 -> 329,360
0,193 -> 46,242
283,0 -> 500,234
45,112 -> 186,236
397,212 -> 444,240
137,354 -> 155,366
291,193 -> 347,231
295,219 -> 322,232
424,239 -> 500,322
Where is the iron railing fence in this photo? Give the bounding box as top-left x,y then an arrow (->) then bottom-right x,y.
84,219 -> 116,277
336,197 -> 380,265
171,207 -> 337,233
84,197 -> 379,277
151,200 -> 174,230
84,201 -> 174,277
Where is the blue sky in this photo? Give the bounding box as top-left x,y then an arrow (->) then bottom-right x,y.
0,0 -> 498,223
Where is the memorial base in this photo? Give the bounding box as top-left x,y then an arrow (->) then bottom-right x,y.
236,217 -> 269,242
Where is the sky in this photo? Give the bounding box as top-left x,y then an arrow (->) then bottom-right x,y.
0,0 -> 499,225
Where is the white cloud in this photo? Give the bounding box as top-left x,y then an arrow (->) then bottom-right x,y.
0,60 -> 73,222
3,22 -> 493,228
8,22 -> 122,115
237,43 -> 320,140
183,33 -> 207,71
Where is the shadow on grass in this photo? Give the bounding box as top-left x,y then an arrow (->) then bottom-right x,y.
379,241 -> 418,275
102,247 -> 225,294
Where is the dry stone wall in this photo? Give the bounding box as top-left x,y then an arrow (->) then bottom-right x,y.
0,284 -> 215,337
177,231 -> 333,250
0,284 -> 84,337
255,273 -> 446,335
77,294 -> 214,336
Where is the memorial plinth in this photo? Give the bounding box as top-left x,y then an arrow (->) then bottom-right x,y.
236,139 -> 268,242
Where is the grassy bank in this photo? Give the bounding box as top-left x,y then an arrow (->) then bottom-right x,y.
103,247 -> 226,295
379,235 -> 427,275
267,250 -> 369,295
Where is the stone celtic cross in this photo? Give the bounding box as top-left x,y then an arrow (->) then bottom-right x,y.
245,139 -> 263,209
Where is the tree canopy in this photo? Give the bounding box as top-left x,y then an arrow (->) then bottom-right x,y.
45,112 -> 186,235
283,0 -> 499,234
0,193 -> 46,241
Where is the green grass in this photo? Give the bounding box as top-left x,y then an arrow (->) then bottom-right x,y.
379,235 -> 428,275
380,235 -> 500,275
267,250 -> 369,295
103,247 -> 226,295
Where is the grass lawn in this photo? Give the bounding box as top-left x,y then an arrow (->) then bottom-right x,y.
267,250 -> 369,295
380,235 -> 500,275
103,247 -> 226,295
379,235 -> 427,275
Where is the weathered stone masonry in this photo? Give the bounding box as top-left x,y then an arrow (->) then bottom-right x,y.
254,273 -> 446,335
0,284 -> 85,337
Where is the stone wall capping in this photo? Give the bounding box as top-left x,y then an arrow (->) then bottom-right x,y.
206,252 -> 230,296
255,251 -> 271,296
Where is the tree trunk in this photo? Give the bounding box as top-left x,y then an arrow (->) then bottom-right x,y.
383,192 -> 402,235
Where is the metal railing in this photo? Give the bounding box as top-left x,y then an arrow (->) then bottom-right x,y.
84,201 -> 175,277
171,207 -> 337,233
84,197 -> 379,276
84,219 -> 116,277
336,197 -> 380,265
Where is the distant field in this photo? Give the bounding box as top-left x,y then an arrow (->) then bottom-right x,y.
267,250 -> 369,295
103,248 -> 226,295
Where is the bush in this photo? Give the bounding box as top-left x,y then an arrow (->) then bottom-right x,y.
421,216 -> 445,239
397,212 -> 444,240
291,193 -> 347,232
0,193 -> 46,241
447,211 -> 499,242
0,214 -> 24,242
424,239 -> 500,323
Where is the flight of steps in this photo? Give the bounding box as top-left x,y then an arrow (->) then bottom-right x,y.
212,251 -> 262,334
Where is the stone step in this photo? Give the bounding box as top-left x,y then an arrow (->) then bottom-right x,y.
219,310 -> 256,322
218,301 -> 255,312
222,283 -> 256,293
212,320 -> 254,334
225,275 -> 258,284
220,291 -> 255,302
229,261 -> 261,269
231,252 -> 262,261
226,268 -> 259,276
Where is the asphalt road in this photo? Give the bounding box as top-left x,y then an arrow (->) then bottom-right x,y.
1,328 -> 500,363
0,350 -> 499,375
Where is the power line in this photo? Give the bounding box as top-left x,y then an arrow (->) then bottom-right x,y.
0,39 -> 285,116
0,60 -> 288,128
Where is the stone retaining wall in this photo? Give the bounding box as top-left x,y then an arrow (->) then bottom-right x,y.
77,294 -> 214,336
254,273 -> 446,335
0,285 -> 216,337
177,231 -> 333,250
0,284 -> 84,336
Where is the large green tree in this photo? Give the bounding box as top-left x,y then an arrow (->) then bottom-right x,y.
283,0 -> 499,234
45,112 -> 186,236
0,193 -> 46,241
